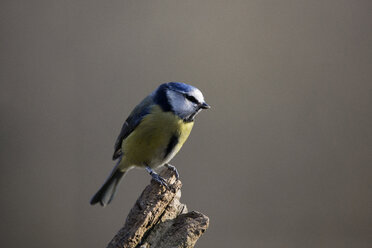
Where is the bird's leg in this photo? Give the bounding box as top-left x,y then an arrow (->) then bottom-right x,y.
145,166 -> 169,189
165,163 -> 179,179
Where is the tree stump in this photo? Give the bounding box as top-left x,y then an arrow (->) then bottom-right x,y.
107,167 -> 209,248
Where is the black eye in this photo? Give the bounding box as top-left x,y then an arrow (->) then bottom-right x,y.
184,94 -> 198,104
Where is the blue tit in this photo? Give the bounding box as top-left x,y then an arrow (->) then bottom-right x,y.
90,82 -> 210,206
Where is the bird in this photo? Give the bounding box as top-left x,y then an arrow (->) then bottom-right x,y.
90,82 -> 210,206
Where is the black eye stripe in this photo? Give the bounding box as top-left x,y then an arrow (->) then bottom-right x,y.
184,94 -> 198,103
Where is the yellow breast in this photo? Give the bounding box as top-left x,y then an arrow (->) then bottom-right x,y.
120,105 -> 194,168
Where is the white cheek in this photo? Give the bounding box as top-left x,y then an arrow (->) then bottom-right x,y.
167,91 -> 194,114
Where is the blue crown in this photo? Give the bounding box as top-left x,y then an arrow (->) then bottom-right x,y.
166,82 -> 196,93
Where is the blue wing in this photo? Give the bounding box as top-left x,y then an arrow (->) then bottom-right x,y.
112,95 -> 154,160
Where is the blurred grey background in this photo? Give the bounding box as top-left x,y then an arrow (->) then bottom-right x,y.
1,0 -> 371,247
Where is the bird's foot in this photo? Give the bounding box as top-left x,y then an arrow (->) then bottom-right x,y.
165,163 -> 179,179
146,166 -> 169,189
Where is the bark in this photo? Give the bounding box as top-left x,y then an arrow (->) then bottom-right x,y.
107,167 -> 209,248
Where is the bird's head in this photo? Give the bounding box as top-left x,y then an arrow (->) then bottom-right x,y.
154,82 -> 210,122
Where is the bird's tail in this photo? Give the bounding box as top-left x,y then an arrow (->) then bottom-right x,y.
90,167 -> 126,207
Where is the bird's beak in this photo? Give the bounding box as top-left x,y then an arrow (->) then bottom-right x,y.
200,102 -> 211,109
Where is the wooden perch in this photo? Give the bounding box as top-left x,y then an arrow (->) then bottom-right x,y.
107,167 -> 209,248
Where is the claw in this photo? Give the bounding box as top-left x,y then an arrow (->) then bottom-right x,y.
145,166 -> 169,189
152,174 -> 168,188
165,164 -> 179,179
